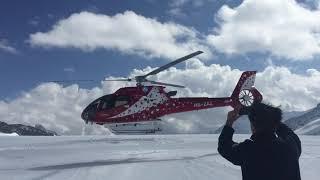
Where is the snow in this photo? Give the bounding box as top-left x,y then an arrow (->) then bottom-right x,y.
296,118 -> 320,135
0,132 -> 18,136
0,134 -> 319,180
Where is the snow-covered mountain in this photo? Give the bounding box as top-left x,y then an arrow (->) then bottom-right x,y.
214,103 -> 320,135
295,119 -> 320,135
284,103 -> 320,135
0,121 -> 58,136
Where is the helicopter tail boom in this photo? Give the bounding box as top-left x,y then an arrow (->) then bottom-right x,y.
168,71 -> 263,114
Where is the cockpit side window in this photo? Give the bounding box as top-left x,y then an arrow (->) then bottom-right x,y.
114,96 -> 130,107
90,95 -> 130,110
101,102 -> 108,109
100,95 -> 114,110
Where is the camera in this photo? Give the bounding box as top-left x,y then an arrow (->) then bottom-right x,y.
239,106 -> 251,115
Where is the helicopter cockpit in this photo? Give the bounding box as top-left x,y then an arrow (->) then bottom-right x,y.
81,94 -> 131,123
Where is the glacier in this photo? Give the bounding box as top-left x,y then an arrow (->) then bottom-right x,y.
0,134 -> 319,180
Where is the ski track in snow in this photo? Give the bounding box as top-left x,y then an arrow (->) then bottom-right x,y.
0,135 -> 319,180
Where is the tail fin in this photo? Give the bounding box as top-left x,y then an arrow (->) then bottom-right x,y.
231,71 -> 263,107
231,71 -> 256,98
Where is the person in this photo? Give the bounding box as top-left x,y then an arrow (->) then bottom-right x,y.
218,102 -> 301,180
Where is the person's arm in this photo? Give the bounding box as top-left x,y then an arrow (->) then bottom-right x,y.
276,122 -> 301,158
218,109 -> 246,165
218,125 -> 246,165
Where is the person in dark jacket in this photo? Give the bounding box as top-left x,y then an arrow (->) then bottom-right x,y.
218,102 -> 301,180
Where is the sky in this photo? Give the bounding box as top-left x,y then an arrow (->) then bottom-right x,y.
1,0 -> 320,135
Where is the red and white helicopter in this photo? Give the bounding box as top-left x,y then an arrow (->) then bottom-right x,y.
81,51 -> 263,134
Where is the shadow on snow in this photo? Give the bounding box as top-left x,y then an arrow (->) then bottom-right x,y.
29,153 -> 219,171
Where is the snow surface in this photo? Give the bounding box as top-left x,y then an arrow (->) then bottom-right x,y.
0,132 -> 18,136
0,134 -> 319,180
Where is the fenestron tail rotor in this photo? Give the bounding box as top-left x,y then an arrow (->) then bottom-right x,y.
239,89 -> 254,107
104,51 -> 203,88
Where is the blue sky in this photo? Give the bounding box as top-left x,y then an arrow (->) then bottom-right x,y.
1,0 -> 320,135
1,0 -> 319,100
0,0 -> 231,99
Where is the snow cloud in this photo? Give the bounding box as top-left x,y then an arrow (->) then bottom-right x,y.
207,0 -> 320,60
29,11 -> 211,60
0,84 -> 110,135
1,62 -> 319,135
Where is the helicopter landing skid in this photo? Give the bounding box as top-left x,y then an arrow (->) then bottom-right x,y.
105,120 -> 162,135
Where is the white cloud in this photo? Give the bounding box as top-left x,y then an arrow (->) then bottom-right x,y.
1,61 -> 319,134
29,11 -> 211,60
63,67 -> 75,73
28,1 -> 320,61
169,0 -> 190,8
0,39 -> 18,54
167,0 -> 209,18
169,0 -> 208,8
28,20 -> 39,26
167,8 -> 187,18
256,66 -> 320,111
208,0 -> 320,60
28,16 -> 40,26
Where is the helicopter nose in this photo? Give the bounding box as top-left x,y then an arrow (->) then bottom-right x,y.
84,118 -> 89,124
81,110 -> 92,124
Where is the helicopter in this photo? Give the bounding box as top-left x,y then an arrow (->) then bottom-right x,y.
81,51 -> 263,134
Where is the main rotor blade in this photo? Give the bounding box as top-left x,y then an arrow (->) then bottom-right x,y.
51,80 -> 98,83
142,51 -> 203,78
148,80 -> 185,88
104,78 -> 133,82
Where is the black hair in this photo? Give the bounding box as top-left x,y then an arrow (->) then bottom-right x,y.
248,102 -> 282,133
